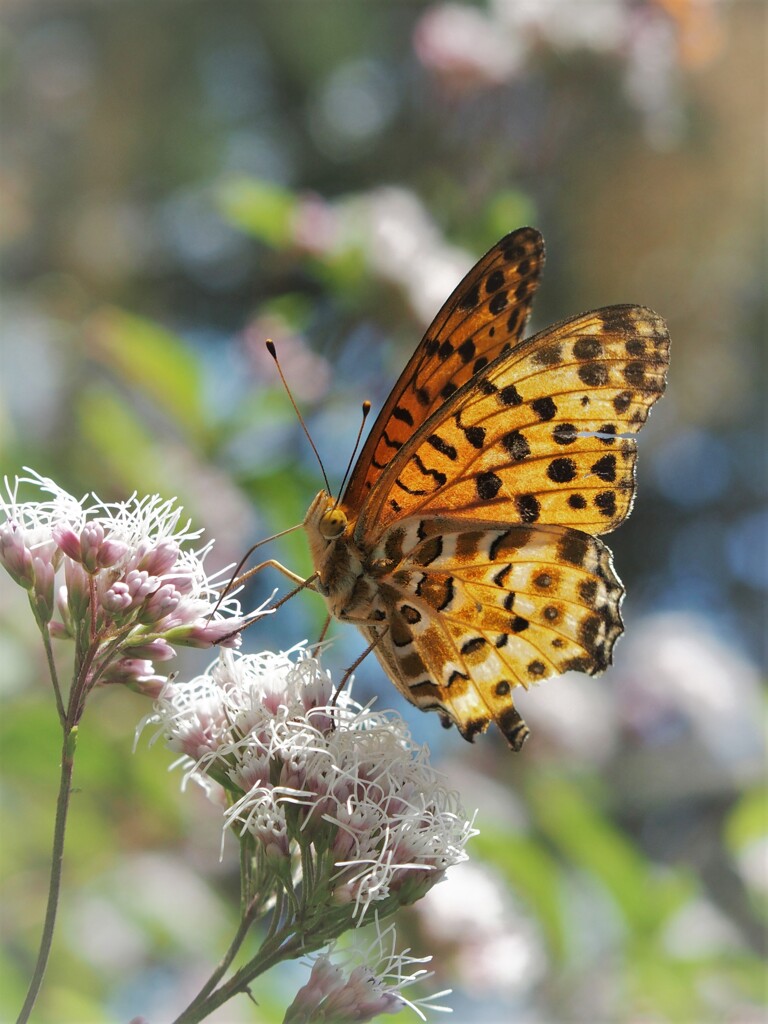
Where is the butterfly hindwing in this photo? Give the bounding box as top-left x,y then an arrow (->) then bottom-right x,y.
361,516 -> 623,750
356,305 -> 669,537
342,227 -> 545,513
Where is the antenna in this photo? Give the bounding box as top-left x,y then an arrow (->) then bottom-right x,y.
335,400 -> 371,506
266,340 -> 332,495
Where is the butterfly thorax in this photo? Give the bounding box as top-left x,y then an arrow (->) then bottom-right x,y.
304,490 -> 376,620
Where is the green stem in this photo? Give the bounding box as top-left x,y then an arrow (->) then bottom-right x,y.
171,903 -> 352,1024
39,623 -> 65,725
170,926 -> 307,1024
180,908 -> 256,1013
16,725 -> 78,1024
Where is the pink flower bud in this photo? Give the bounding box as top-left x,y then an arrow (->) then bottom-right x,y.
80,523 -> 106,573
98,657 -> 166,696
101,581 -> 133,614
97,536 -> 128,568
124,637 -> 176,661
54,585 -> 73,636
139,539 -> 180,575
64,557 -> 91,619
0,521 -> 35,588
124,569 -> 159,604
32,555 -> 56,623
52,523 -> 82,563
165,616 -> 245,649
161,571 -> 195,596
140,583 -> 181,624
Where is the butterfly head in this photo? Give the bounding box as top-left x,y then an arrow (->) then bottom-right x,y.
319,506 -> 347,539
304,490 -> 350,544
305,490 -> 363,609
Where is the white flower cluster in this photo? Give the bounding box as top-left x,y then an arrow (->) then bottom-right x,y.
150,646 -> 476,919
0,470 -> 258,695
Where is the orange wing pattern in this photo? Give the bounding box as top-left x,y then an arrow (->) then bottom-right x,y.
355,305 -> 669,540
342,227 -> 544,512
360,516 -> 623,749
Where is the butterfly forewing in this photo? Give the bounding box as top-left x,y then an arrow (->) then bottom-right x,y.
356,305 -> 669,539
342,227 -> 545,514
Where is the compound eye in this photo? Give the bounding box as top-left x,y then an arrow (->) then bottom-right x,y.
319,508 -> 347,539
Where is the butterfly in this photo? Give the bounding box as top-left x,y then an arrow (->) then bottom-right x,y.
300,227 -> 669,750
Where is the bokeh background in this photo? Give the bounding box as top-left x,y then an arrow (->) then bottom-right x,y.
1,2 -> 765,1022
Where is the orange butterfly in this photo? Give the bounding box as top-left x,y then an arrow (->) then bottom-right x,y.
284,228 -> 669,749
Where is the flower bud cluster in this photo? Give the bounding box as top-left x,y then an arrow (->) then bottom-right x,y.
284,922 -> 450,1024
1,471 -> 260,697
150,646 -> 475,924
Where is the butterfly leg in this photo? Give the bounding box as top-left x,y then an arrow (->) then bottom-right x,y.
310,613 -> 333,658
209,564 -> 318,648
233,558 -> 311,589
330,627 -> 389,707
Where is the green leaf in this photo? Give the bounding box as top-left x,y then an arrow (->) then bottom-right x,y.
217,176 -> 297,247
76,386 -> 160,492
484,189 -> 539,240
473,826 -> 566,958
725,785 -> 768,851
85,307 -> 205,440
528,774 -> 692,934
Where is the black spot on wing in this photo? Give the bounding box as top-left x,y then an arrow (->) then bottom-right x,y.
489,292 -> 508,314
447,669 -> 470,687
499,384 -> 523,406
595,491 -> 617,517
493,563 -> 511,587
502,430 -> 530,461
461,636 -> 487,655
382,430 -> 403,451
553,423 -> 578,445
573,336 -> 601,360
459,283 -> 480,310
427,434 -> 458,460
486,269 -> 505,293
547,457 -> 577,483
438,577 -> 455,611
458,338 -> 476,363
558,531 -> 589,566
578,363 -> 609,387
516,494 -> 541,523
477,471 -> 503,500
412,453 -> 447,487
532,396 -> 556,421
532,343 -> 563,367
591,454 -> 617,482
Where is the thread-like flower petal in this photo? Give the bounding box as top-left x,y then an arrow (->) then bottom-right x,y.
147,647 -> 476,920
